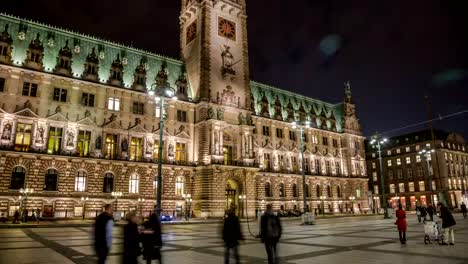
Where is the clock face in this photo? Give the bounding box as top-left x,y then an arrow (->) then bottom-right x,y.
186,20 -> 197,45
218,17 -> 236,41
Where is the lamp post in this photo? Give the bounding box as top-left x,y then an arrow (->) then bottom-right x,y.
138,198 -> 145,217
419,148 -> 435,206
149,83 -> 177,214
370,135 -> 391,219
81,197 -> 88,220
19,187 -> 33,221
239,195 -> 246,218
319,196 -> 326,216
292,120 -> 311,215
182,194 -> 192,220
349,196 -> 355,214
111,191 -> 123,216
373,196 -> 379,214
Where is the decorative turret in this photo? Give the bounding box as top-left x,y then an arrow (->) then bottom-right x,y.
24,33 -> 44,70
108,53 -> 124,86
155,61 -> 169,88
342,81 -> 362,135
83,47 -> 99,81
54,40 -> 72,76
176,64 -> 189,100
0,24 -> 13,64
132,57 -> 147,91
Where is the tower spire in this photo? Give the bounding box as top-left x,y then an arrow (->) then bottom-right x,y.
344,80 -> 352,103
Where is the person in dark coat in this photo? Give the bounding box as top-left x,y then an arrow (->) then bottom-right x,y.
415,204 -> 422,223
142,207 -> 163,264
461,202 -> 467,219
426,204 -> 435,221
123,212 -> 140,264
419,206 -> 427,224
260,204 -> 282,264
437,202 -> 456,245
94,204 -> 114,264
222,208 -> 244,264
395,204 -> 407,244
13,210 -> 20,224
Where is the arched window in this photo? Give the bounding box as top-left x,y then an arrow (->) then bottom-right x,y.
265,182 -> 271,197
305,184 -> 310,197
336,186 -> 341,198
279,183 -> 285,197
316,185 -> 321,197
74,171 -> 87,192
129,174 -> 139,194
44,169 -> 58,191
175,176 -> 184,196
327,185 -> 332,197
292,183 -> 298,197
103,173 -> 114,193
10,167 -> 26,189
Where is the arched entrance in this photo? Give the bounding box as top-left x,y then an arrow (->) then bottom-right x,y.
226,179 -> 239,213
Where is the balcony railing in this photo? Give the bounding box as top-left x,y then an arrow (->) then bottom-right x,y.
211,159 -> 259,168
259,166 -> 346,177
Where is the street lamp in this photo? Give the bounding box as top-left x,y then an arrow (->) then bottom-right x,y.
81,197 -> 88,220
349,196 -> 356,214
373,196 -> 379,214
111,191 -> 123,215
182,194 -> 192,220
419,148 -> 435,205
149,82 -> 177,214
19,187 -> 33,221
370,135 -> 391,219
138,198 -> 145,217
319,196 -> 326,216
292,120 -> 311,215
239,195 -> 246,218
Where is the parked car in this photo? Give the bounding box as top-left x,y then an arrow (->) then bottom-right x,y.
160,214 -> 173,222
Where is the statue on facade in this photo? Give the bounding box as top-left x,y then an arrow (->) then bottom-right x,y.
168,143 -> 174,157
95,136 -> 102,150
84,109 -> 91,118
245,114 -> 253,126
221,45 -> 236,76
1,122 -> 12,140
217,108 -> 225,121
121,138 -> 128,152
35,126 -> 45,144
146,140 -> 153,155
208,107 -> 215,120
55,105 -> 62,114
66,130 -> 74,147
238,112 -> 245,125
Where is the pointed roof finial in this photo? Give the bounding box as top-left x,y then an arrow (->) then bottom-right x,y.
344,80 -> 352,103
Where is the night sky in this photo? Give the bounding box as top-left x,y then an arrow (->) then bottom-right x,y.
3,0 -> 468,139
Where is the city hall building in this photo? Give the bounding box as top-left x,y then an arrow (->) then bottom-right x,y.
0,0 -> 368,219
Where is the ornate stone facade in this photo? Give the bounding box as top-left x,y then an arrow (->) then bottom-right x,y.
0,1 -> 368,219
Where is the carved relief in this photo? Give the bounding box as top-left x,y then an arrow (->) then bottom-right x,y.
1,122 -> 12,140
221,86 -> 236,106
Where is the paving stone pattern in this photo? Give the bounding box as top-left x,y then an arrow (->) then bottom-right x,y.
0,215 -> 467,264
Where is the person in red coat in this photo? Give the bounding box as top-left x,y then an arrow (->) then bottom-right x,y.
395,204 -> 407,244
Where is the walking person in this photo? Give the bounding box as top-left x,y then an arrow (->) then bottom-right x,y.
123,212 -> 141,264
420,206 -> 427,224
395,204 -> 407,244
438,202 -> 456,245
13,210 -> 20,224
260,204 -> 282,264
415,204 -> 422,223
94,204 -> 114,264
36,208 -> 41,224
461,202 -> 467,219
142,206 -> 163,264
427,204 -> 435,221
222,207 -> 244,264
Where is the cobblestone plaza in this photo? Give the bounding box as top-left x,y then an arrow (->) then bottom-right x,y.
0,215 -> 466,264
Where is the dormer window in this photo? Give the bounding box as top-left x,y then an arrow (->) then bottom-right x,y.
274,99 -> 282,120
286,102 -> 294,121
54,40 -> 73,76
132,58 -> 147,91
24,33 -> 44,70
108,54 -> 123,86
83,47 -> 99,81
0,24 -> 13,64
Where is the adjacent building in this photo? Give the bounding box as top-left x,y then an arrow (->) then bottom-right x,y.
0,0 -> 368,219
366,129 -> 468,211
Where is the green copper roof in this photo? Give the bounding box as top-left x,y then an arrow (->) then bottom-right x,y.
0,13 -> 189,97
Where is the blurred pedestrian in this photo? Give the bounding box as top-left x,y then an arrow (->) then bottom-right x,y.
142,206 -> 163,264
420,206 -> 427,224
36,208 -> 41,224
260,204 -> 282,264
427,204 -> 434,221
415,204 -> 422,223
123,212 -> 141,264
438,202 -> 456,245
222,207 -> 243,264
461,202 -> 467,219
94,204 -> 114,264
22,209 -> 28,223
395,204 -> 407,244
13,210 -> 20,224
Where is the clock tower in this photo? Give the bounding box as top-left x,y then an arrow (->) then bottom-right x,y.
180,0 -> 250,108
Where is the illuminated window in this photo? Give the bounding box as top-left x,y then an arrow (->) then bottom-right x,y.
14,123 -> 32,152
130,137 -> 143,161
53,87 -> 68,102
175,176 -> 184,196
105,134 -> 117,159
356,187 -> 361,197
47,127 -> 63,154
398,183 -> 405,193
75,171 -> 87,192
77,130 -> 91,157
432,180 -> 436,191
415,145 -> 420,150
129,174 -> 139,194
387,150 -> 391,155
389,184 -> 395,194
372,162 -> 376,169
396,158 -> 401,166
405,147 -> 410,152
406,157 -> 411,164
22,82 -> 38,97
387,160 -> 392,167
108,97 -> 120,111
409,182 -> 415,192
44,169 -> 58,191
396,149 -> 401,154
418,181 -> 425,192
374,185 -> 379,194
176,143 -> 186,162
10,167 -> 26,190
311,135 -> 318,144
153,141 -> 164,160
416,155 -> 421,162
372,172 -> 378,181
